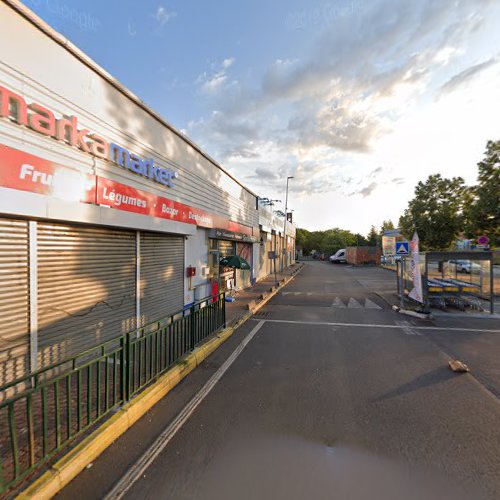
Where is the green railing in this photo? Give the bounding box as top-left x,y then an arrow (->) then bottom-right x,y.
0,293 -> 225,494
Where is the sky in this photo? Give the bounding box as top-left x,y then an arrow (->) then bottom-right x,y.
23,0 -> 500,234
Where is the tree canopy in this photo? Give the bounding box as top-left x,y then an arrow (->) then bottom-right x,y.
297,140 -> 499,253
398,174 -> 469,250
465,140 -> 500,246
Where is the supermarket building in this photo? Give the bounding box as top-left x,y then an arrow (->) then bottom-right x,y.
0,1 -> 295,382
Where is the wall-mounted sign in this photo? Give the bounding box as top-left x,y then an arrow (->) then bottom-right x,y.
209,228 -> 257,243
0,144 -> 253,236
0,84 -> 178,187
0,145 -> 95,203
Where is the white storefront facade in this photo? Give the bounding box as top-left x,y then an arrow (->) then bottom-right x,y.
0,1 -> 295,383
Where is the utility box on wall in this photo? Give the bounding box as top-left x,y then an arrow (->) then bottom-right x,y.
194,283 -> 209,301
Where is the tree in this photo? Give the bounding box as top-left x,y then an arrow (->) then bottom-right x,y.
398,174 -> 469,250
320,228 -> 356,255
465,140 -> 500,247
296,227 -> 358,255
353,233 -> 368,246
380,220 -> 395,234
366,225 -> 379,246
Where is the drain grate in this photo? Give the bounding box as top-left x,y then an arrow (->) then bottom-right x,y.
254,311 -> 270,318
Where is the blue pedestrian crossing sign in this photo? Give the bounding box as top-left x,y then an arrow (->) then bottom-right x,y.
395,241 -> 409,255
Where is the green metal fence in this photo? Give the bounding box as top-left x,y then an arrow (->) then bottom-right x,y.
0,293 -> 225,494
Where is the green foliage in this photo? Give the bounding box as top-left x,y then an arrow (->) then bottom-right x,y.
397,140 -> 500,250
296,227 -> 373,256
380,220 -> 395,233
465,140 -> 500,246
299,140 -> 499,253
366,225 -> 379,246
398,174 -> 468,250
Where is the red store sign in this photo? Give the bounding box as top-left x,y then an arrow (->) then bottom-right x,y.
0,144 -> 253,236
0,145 -> 95,203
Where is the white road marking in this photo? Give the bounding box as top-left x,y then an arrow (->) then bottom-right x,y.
104,320 -> 266,500
364,298 -> 382,310
331,297 -> 345,308
395,320 -> 421,336
250,318 -> 500,334
347,297 -> 363,308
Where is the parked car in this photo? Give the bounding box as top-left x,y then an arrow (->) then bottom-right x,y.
329,249 -> 347,264
449,260 -> 481,274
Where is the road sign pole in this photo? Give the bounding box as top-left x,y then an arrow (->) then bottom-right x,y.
399,259 -> 404,310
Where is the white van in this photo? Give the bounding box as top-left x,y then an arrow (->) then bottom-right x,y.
329,249 -> 346,264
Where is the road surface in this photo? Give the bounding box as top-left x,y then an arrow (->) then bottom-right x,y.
56,262 -> 500,500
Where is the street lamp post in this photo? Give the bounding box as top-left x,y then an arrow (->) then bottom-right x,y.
283,176 -> 293,269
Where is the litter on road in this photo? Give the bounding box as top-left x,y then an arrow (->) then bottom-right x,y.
448,360 -> 470,373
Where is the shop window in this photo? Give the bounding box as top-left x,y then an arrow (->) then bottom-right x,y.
209,238 -> 218,251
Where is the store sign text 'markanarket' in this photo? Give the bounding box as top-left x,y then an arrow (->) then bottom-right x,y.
0,85 -> 178,187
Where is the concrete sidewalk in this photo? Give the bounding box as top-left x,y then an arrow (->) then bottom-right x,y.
225,263 -> 303,326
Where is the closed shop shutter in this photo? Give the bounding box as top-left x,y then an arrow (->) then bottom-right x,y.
37,223 -> 136,367
139,232 -> 184,327
0,218 -> 29,384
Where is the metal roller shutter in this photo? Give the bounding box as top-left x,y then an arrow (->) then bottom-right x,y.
37,223 -> 136,368
139,232 -> 184,327
0,218 -> 29,385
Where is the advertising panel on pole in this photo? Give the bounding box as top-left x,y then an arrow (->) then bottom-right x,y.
408,231 -> 423,303
382,235 -> 396,256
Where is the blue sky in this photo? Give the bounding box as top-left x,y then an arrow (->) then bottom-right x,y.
23,0 -> 500,234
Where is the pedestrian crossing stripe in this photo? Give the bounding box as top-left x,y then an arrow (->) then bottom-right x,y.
331,298 -> 382,309
347,297 -> 363,308
281,292 -> 383,309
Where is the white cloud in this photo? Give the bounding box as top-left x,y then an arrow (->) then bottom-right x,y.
155,6 -> 176,27
439,57 -> 499,95
196,58 -> 237,95
186,0 -> 500,232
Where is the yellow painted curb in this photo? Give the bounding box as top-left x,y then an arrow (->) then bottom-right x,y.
16,264 -> 303,500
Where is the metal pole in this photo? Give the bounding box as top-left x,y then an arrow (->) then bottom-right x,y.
424,257 -> 430,314
283,176 -> 293,270
136,231 -> 141,329
29,221 -> 38,374
399,259 -> 404,310
489,253 -> 494,314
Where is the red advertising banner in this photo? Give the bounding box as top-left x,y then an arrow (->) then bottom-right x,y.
96,177 -> 216,227
0,144 -> 254,237
0,144 -> 96,203
96,178 -> 253,235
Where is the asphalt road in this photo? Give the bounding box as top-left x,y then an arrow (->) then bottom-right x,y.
57,262 -> 500,500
